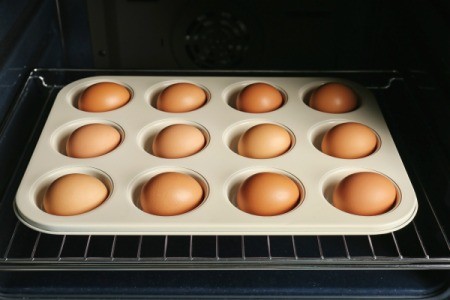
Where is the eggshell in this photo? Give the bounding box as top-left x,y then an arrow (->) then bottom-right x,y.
236,83 -> 283,113
237,172 -> 300,216
43,173 -> 108,216
152,124 -> 206,158
140,172 -> 204,216
321,122 -> 378,159
157,83 -> 206,112
333,172 -> 397,216
237,123 -> 291,159
78,82 -> 130,112
309,83 -> 358,113
66,123 -> 121,158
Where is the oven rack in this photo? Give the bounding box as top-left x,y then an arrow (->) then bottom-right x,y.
0,69 -> 448,270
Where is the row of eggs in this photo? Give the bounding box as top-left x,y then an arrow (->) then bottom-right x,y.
76,81 -> 359,114
43,171 -> 397,218
66,121 -> 378,160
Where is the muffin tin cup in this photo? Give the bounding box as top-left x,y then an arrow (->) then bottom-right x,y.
14,76 -> 418,235
223,119 -> 296,156
145,80 -> 211,111
137,119 -> 210,157
225,167 -> 305,215
129,166 -> 210,214
307,119 -> 382,156
51,118 -> 125,157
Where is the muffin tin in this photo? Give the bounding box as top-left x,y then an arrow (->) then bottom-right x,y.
14,76 -> 418,235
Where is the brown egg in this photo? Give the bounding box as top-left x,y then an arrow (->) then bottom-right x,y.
236,83 -> 283,113
237,172 -> 300,216
66,123 -> 121,158
321,122 -> 378,159
152,124 -> 206,158
156,83 -> 207,112
140,172 -> 204,216
78,82 -> 131,112
309,83 -> 358,113
237,123 -> 291,159
333,172 -> 397,216
43,173 -> 108,216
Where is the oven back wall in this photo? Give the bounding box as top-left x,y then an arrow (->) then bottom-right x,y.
86,0 -> 395,70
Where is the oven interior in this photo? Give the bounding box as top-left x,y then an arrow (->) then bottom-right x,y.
0,0 -> 449,298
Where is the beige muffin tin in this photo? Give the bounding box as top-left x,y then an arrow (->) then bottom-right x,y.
14,76 -> 418,235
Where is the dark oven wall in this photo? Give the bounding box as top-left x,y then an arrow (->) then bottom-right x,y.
80,0 -> 449,74
85,0 -> 397,70
2,1 -> 450,81
0,1 -> 62,122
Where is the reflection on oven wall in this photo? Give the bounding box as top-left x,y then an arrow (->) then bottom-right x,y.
86,0 -> 392,70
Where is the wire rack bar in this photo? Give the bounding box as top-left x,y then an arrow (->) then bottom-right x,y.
3,221 -> 20,260
56,235 -> 66,261
83,236 -> 91,259
412,221 -> 429,259
317,236 -> 324,259
367,236 -> 376,259
30,232 -> 41,260
425,196 -> 450,252
163,236 -> 168,260
342,236 -> 351,259
189,236 -> 193,260
266,236 -> 272,259
110,236 -> 117,259
136,236 -> 143,260
215,236 -> 219,260
391,232 -> 403,259
291,236 -> 299,260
